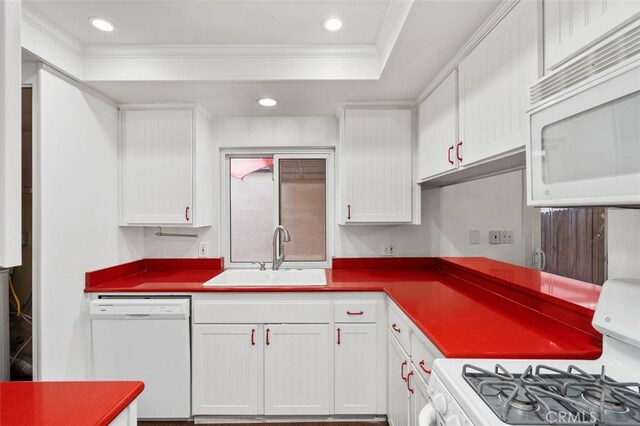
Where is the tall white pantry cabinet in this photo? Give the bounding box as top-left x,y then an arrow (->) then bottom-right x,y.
119,105 -> 213,227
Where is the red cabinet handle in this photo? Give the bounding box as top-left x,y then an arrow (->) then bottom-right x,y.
456,141 -> 463,162
347,204 -> 351,220
447,146 -> 454,165
337,327 -> 341,345
401,360 -> 408,382
392,323 -> 401,333
407,370 -> 415,393
185,206 -> 190,221
251,329 -> 256,346
347,311 -> 364,316
266,328 -> 270,346
419,360 -> 431,375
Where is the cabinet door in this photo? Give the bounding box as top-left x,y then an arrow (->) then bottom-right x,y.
341,109 -> 413,223
122,109 -> 193,225
458,0 -> 538,166
544,0 -> 640,71
192,324 -> 260,415
418,71 -> 458,181
264,324 -> 331,415
409,365 -> 429,426
387,331 -> 410,426
334,323 -> 377,415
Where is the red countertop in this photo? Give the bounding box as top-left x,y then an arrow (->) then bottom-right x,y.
0,381 -> 144,426
85,257 -> 602,360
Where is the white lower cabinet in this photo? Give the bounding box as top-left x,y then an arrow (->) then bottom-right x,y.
191,293 -> 388,420
409,365 -> 429,426
192,324 -> 260,415
387,331 -> 411,426
334,323 -> 377,414
264,324 -> 331,415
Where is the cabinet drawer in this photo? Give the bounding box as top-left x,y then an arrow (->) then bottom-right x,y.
388,304 -> 411,354
334,301 -> 377,323
411,332 -> 441,383
193,301 -> 331,324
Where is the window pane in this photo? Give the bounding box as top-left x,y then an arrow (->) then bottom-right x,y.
279,159 -> 326,262
540,207 -> 606,285
230,158 -> 274,263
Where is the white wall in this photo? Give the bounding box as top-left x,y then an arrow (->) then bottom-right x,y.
607,209 -> 640,279
0,0 -> 22,267
435,170 -> 526,265
144,116 -> 441,259
38,68 -> 143,380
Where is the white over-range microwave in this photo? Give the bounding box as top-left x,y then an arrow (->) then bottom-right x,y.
527,23 -> 640,207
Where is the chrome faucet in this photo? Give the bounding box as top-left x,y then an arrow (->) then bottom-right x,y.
272,225 -> 291,270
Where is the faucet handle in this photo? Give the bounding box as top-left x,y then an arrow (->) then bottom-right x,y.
252,261 -> 266,271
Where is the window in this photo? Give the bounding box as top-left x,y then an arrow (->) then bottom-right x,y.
537,208 -> 606,285
224,151 -> 332,268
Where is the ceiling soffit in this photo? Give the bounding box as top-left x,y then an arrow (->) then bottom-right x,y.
21,1 -> 415,82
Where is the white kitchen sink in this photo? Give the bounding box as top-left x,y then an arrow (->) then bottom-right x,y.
203,268 -> 327,287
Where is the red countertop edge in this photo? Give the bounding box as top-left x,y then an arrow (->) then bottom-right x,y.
98,381 -> 145,426
0,381 -> 144,426
86,258 -> 224,288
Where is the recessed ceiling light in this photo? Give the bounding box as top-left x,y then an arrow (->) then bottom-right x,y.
323,17 -> 343,32
89,17 -> 116,32
257,97 -> 279,107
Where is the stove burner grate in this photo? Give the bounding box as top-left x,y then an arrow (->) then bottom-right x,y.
462,363 -> 640,425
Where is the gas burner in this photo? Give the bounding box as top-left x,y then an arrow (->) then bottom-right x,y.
581,388 -> 628,413
462,363 -> 640,425
498,388 -> 540,412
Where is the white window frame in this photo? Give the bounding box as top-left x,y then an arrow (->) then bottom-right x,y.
221,148 -> 334,269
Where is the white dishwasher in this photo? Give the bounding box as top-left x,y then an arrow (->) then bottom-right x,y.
90,298 -> 191,420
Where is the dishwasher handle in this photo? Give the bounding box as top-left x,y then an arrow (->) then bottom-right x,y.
89,299 -> 190,320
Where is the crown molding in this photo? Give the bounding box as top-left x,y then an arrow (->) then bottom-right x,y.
21,4 -> 83,56
82,44 -> 379,60
335,100 -> 418,118
415,0 -> 521,103
376,0 -> 415,58
20,1 -> 414,83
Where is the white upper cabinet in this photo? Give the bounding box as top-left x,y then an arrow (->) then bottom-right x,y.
418,71 -> 459,181
458,0 -> 539,167
340,108 -> 417,224
544,0 -> 640,71
120,105 -> 212,227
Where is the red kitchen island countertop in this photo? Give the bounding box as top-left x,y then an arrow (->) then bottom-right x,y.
85,257 -> 603,360
0,381 -> 144,426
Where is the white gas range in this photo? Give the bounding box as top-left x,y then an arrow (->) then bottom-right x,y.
420,278 -> 640,426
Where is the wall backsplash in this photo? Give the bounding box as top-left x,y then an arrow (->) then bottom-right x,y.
140,116 -> 639,281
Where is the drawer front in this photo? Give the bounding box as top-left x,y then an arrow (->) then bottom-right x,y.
334,301 -> 377,323
388,304 -> 411,354
193,301 -> 331,324
411,331 -> 443,383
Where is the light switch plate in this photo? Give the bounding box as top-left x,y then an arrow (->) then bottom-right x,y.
489,230 -> 500,245
469,229 -> 480,244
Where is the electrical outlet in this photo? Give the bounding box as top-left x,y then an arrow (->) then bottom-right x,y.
501,230 -> 514,244
382,242 -> 395,256
489,230 -> 500,245
198,242 -> 209,258
469,229 -> 480,245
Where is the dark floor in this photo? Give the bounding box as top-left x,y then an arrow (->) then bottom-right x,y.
140,422 -> 388,426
